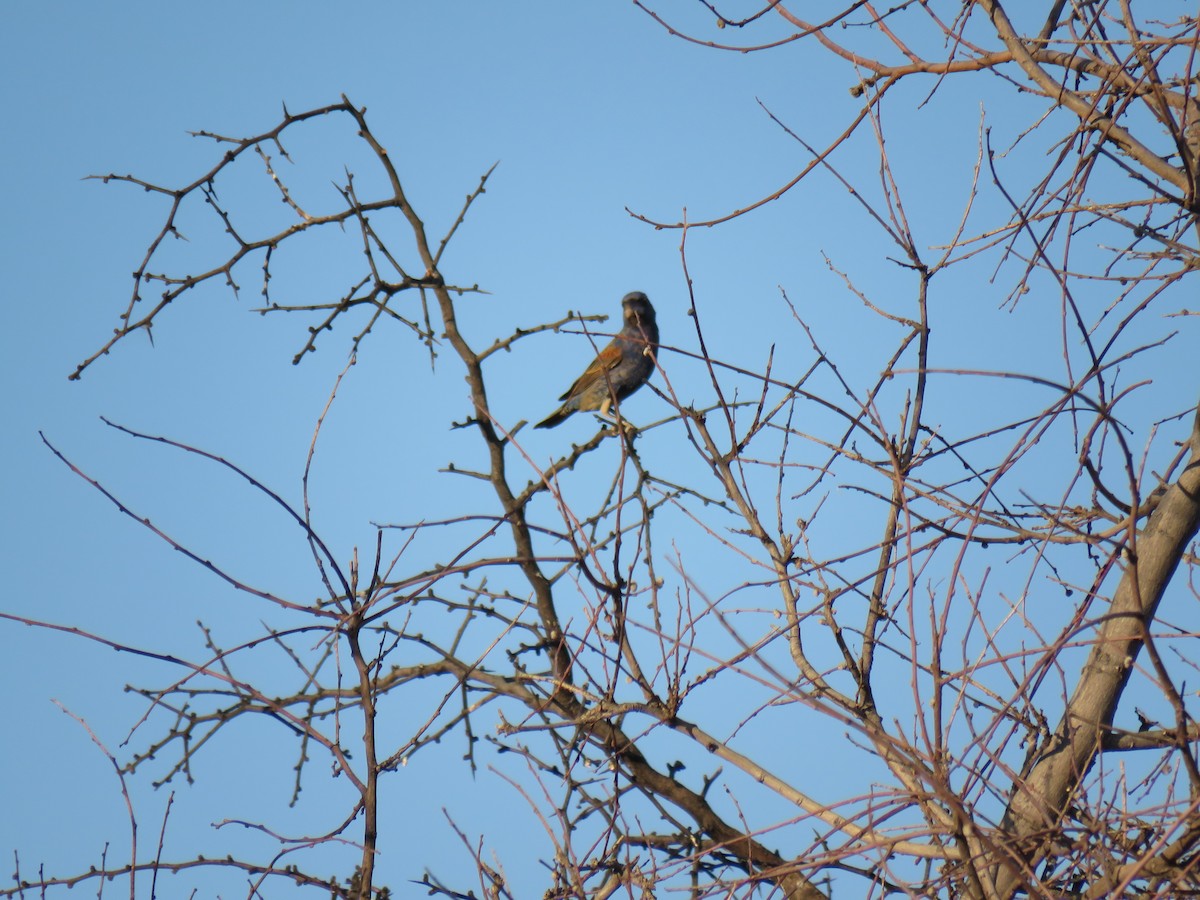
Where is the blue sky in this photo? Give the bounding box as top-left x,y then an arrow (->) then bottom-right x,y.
4,3 -> 1195,897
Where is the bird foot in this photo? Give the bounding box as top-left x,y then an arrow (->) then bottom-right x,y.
598,414 -> 638,435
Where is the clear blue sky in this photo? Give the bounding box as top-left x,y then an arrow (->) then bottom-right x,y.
4,4 -> 1192,897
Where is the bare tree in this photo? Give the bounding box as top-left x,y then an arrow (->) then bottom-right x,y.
7,3 -> 1200,898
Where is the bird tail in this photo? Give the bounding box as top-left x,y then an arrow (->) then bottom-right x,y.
535,406 -> 572,429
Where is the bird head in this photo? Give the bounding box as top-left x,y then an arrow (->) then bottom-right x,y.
622,291 -> 655,326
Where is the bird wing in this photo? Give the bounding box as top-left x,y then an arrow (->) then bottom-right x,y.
559,341 -> 624,401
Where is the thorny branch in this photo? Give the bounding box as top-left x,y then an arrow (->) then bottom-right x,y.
14,3 -> 1200,897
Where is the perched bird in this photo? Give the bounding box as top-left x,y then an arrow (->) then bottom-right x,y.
535,292 -> 659,429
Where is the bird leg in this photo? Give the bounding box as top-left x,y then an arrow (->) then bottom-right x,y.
594,400 -> 640,434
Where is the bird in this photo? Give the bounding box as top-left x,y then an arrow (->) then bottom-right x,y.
535,292 -> 659,429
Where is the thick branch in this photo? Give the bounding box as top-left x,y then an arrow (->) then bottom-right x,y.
998,403 -> 1200,896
